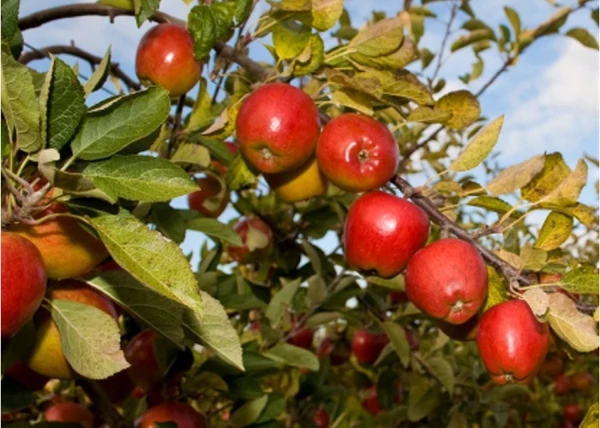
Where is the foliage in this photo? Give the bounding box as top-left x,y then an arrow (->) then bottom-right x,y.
1,0 -> 598,427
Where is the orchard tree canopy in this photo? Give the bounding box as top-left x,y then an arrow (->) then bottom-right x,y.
1,0 -> 599,427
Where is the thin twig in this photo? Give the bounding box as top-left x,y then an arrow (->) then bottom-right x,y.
430,1 -> 459,85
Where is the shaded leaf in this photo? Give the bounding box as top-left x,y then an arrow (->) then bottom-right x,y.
426,356 -> 454,394
226,153 -> 258,190
185,216 -> 242,246
520,244 -> 547,271
407,106 -> 452,124
273,19 -> 311,60
450,115 -> 504,172
84,46 -> 112,96
0,378 -> 35,412
171,143 -> 211,168
560,269 -> 599,294
263,343 -> 320,371
483,267 -> 508,311
382,321 -> 410,368
50,299 -> 129,379
547,293 -> 599,352
229,395 -> 268,426
521,152 -> 570,203
293,33 -> 325,76
265,278 -> 301,326
486,154 -> 545,196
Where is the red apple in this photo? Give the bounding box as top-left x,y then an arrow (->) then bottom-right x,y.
570,372 -> 595,393
97,369 -> 136,404
351,328 -> 389,365
187,173 -> 229,218
44,402 -> 94,428
236,82 -> 320,174
135,401 -> 207,428
1,232 -> 47,338
313,408 -> 330,427
361,384 -> 402,416
125,329 -> 164,393
563,404 -> 583,424
405,238 -> 488,324
477,299 -> 550,384
318,338 -> 350,366
540,352 -> 565,378
344,191 -> 430,278
553,374 -> 572,396
316,113 -> 400,192
287,327 -> 314,349
226,216 -> 274,264
135,23 -> 202,96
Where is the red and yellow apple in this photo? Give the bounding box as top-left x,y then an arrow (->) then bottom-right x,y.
476,299 -> 550,384
316,113 -> 400,192
124,329 -> 164,393
1,232 -> 47,338
187,173 -> 229,218
344,191 -> 430,278
236,82 -> 320,174
405,238 -> 488,324
135,401 -> 207,428
136,23 -> 202,96
265,156 -> 328,203
226,216 -> 274,264
44,401 -> 94,428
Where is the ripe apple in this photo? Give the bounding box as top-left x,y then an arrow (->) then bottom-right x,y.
361,384 -> 402,416
135,401 -> 208,428
313,408 -> 330,428
27,279 -> 118,379
124,329 -> 164,393
236,82 -> 320,174
344,191 -> 430,278
570,372 -> 594,393
10,201 -> 108,279
476,299 -> 550,384
287,326 -> 314,349
226,216 -> 274,264
4,362 -> 49,391
553,374 -> 572,396
187,173 -> 229,218
317,338 -> 350,366
44,402 -> 94,428
265,156 -> 328,203
438,314 -> 480,342
135,23 -> 202,96
563,404 -> 583,424
351,328 -> 389,365
540,352 -> 565,378
316,113 -> 400,192
1,232 -> 47,338
405,238 -> 488,324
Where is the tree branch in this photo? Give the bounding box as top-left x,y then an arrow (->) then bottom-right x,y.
19,44 -> 141,91
78,379 -> 128,428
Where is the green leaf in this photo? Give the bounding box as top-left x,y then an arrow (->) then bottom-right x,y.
407,373 -> 439,421
311,0 -> 344,31
1,322 -> 35,373
547,293 -> 599,352
234,0 -> 253,26
450,115 -> 503,171
171,143 -> 211,168
535,211 -> 573,251
86,270 -> 185,347
229,395 -> 269,426
565,27 -> 599,49
504,7 -> 521,36
91,209 -> 203,316
451,29 -> 496,52
520,244 -> 547,271
407,106 -> 452,124
263,343 -> 320,371
150,203 -> 186,244
592,9 -> 599,26
273,19 -> 311,60
292,33 -> 325,76
486,154 -> 546,196
50,299 -> 129,379
226,153 -> 258,190
84,46 -> 112,96
535,202 -> 596,228
560,269 -> 599,294
255,393 -> 286,424
304,311 -> 343,328
71,87 -> 171,160
211,2 -> 235,41
83,155 -> 198,203
426,356 -> 454,394
184,216 -> 242,246
382,321 -> 410,368
434,90 -> 481,130
331,88 -> 374,115
1,43 -> 41,152
367,274 -> 405,291
133,0 -> 160,27
1,0 -> 22,57
483,267 -> 508,311
265,278 -> 301,326
189,5 -> 217,62
0,377 -> 35,412
521,152 -> 571,202
349,16 -> 404,57
183,291 -> 244,371
186,78 -> 214,133
541,158 -> 587,206
306,274 -> 327,307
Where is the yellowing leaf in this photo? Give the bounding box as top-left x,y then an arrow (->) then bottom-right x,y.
520,244 -> 547,271
331,88 -> 374,115
535,211 -> 573,251
542,158 -> 588,206
521,153 -> 570,202
350,39 -> 417,70
349,16 -> 404,57
434,90 -> 481,129
561,269 -> 599,294
359,69 -> 433,105
486,154 -> 545,196
547,293 -> 599,352
467,195 -> 513,214
450,115 -> 504,172
407,106 -> 452,124
311,0 -> 344,31
483,266 -> 508,311
523,288 -> 549,317
537,202 -> 596,228
496,249 -> 522,270
580,403 -> 599,428
565,27 -> 599,50
272,19 -> 311,60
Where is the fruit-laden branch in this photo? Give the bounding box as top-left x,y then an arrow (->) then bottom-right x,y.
19,44 -> 141,91
18,3 -> 533,287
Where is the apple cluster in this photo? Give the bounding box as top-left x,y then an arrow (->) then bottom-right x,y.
233,82 -> 552,388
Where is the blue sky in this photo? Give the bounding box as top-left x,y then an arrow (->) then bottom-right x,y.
19,1 -> 599,267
